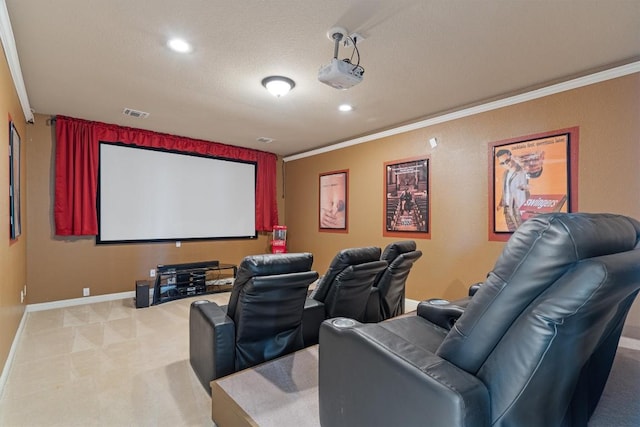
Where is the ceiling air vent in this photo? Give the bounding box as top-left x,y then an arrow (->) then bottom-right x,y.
257,137 -> 274,144
122,108 -> 150,119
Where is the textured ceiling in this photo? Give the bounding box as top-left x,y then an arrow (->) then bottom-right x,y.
5,0 -> 640,156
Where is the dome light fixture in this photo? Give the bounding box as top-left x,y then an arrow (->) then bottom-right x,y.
262,76 -> 295,97
167,38 -> 192,53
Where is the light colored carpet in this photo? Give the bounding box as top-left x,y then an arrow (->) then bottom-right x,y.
1,292 -> 638,426
589,346 -> 640,426
0,293 -> 230,427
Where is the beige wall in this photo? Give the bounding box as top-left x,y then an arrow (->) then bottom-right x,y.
1,43 -> 28,372
284,73 -> 640,328
25,115 -> 285,304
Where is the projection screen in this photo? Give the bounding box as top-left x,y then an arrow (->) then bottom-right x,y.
97,142 -> 256,243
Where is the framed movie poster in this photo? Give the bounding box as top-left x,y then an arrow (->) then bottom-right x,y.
319,170 -> 348,232
383,157 -> 430,239
9,121 -> 21,240
489,127 -> 579,242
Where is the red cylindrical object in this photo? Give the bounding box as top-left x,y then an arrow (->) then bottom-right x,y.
271,225 -> 287,253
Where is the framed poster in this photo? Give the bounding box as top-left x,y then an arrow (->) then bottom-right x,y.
319,170 -> 348,232
383,157 -> 430,239
489,127 -> 579,241
9,121 -> 21,240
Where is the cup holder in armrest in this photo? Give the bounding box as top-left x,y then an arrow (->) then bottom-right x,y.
417,299 -> 466,330
332,318 -> 357,328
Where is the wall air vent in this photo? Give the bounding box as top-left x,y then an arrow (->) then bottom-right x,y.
122,108 -> 150,119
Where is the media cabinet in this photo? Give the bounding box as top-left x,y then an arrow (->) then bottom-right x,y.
151,260 -> 237,305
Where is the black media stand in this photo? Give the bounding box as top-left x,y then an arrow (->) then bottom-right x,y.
151,260 -> 237,305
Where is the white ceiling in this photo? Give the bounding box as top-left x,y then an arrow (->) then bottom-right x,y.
5,0 -> 640,156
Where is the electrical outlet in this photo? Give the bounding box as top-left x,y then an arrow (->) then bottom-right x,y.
150,269 -> 156,278
83,287 -> 90,297
176,241 -> 181,248
20,290 -> 24,303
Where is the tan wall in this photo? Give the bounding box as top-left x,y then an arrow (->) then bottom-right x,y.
0,43 -> 28,371
285,73 -> 640,328
25,115 -> 285,304
4,66 -> 639,375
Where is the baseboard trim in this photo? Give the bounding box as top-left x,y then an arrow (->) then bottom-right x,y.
0,309 -> 28,399
26,291 -> 135,312
405,298 -> 420,313
619,336 -> 640,351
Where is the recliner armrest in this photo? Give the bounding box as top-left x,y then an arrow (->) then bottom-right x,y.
468,282 -> 483,296
417,297 -> 471,330
189,300 -> 236,393
319,318 -> 490,427
301,298 -> 325,346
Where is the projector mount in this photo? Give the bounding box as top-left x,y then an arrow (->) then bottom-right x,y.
328,27 -> 348,59
317,26 -> 365,90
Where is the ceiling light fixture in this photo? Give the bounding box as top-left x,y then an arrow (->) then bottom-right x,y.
262,76 -> 295,97
338,104 -> 353,112
167,38 -> 192,53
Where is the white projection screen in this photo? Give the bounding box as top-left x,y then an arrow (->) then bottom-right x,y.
98,142 -> 256,243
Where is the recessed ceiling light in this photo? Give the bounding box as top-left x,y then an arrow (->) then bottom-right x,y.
338,104 -> 353,112
167,38 -> 192,53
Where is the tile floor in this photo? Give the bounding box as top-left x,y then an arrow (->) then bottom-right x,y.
0,293 -> 231,427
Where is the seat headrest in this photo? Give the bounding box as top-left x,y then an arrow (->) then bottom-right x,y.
236,252 -> 314,280
388,249 -> 423,268
380,241 -> 417,262
332,246 -> 382,267
493,213 -> 640,281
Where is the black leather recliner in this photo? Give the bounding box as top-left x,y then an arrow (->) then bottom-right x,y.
319,213 -> 640,427
364,240 -> 423,322
189,252 -> 318,392
302,247 -> 388,346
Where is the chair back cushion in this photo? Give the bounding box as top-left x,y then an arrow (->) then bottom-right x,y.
373,240 -> 417,286
376,249 -> 423,319
484,252 -> 640,425
323,260 -> 388,320
438,213 -> 640,372
311,246 -> 381,302
227,253 -> 318,371
227,252 -> 313,319
437,213 -> 640,425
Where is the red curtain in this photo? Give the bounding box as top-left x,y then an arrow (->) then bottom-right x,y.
54,115 -> 279,235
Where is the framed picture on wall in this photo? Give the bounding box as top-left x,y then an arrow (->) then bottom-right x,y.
319,170 -> 348,232
9,121 -> 21,240
489,127 -> 579,241
383,157 -> 430,239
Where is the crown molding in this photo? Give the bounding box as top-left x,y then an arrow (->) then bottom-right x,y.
0,0 -> 34,123
284,61 -> 640,162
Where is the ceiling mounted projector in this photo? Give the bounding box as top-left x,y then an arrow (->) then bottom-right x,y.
318,26 -> 365,90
